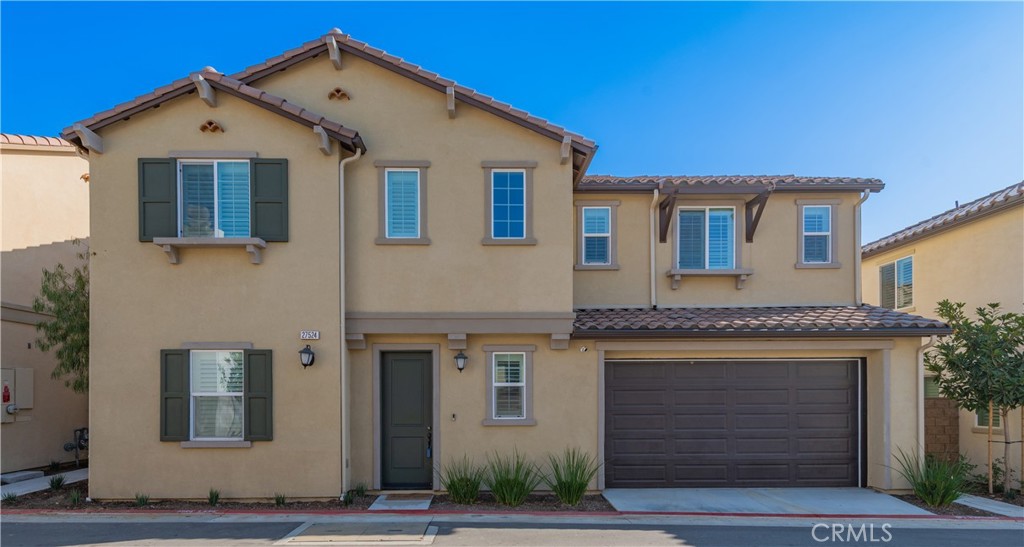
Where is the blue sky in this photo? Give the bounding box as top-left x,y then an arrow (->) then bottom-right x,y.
2,2 -> 1021,242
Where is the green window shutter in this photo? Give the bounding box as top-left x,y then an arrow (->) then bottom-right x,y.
139,158 -> 179,241
160,349 -> 190,441
244,349 -> 273,441
250,159 -> 289,242
879,263 -> 896,309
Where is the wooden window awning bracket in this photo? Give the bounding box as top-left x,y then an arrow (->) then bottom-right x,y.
446,86 -> 456,119
71,123 -> 103,154
744,186 -> 774,243
313,125 -> 332,155
657,194 -> 678,243
325,35 -> 343,70
560,136 -> 571,165
191,74 -> 217,107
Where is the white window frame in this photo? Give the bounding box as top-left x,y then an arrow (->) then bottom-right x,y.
384,168 -> 421,239
490,169 -> 527,240
177,159 -> 251,239
880,255 -> 914,309
581,206 -> 612,266
975,407 -> 1002,429
801,205 -> 832,264
676,206 -> 736,270
189,349 -> 245,441
491,352 -> 526,420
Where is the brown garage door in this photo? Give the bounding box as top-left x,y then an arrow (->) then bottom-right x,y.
605,359 -> 862,488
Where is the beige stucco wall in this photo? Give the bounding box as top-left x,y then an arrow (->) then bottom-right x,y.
1,143 -> 90,473
86,92 -> 345,499
601,336 -> 924,492
862,205 -> 1024,481
574,192 -> 861,308
257,55 -> 575,314
1,143 -> 89,252
348,334 -> 599,490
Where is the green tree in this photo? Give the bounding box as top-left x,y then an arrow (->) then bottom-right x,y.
925,301 -> 1024,494
31,242 -> 89,394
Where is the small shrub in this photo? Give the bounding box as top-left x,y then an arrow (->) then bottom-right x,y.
967,458 -> 1017,494
3,492 -> 18,504
49,474 -> 66,491
341,490 -> 354,506
274,493 -> 287,506
439,455 -> 485,505
543,447 -> 600,506
68,488 -> 83,506
48,460 -> 61,472
484,449 -> 542,507
892,448 -> 970,507
208,488 -> 220,506
135,493 -> 150,507
353,482 -> 368,498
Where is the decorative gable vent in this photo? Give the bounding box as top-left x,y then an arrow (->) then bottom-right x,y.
199,120 -> 224,133
327,87 -> 350,100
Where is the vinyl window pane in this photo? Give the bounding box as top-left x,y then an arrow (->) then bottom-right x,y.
896,257 -> 913,308
492,171 -> 525,238
707,208 -> 734,269
803,206 -> 830,233
582,208 -> 610,234
193,396 -> 244,438
494,387 -> 524,418
386,170 -> 420,238
804,234 -> 830,263
191,351 -> 244,393
677,210 -> 705,269
977,407 -> 1001,428
494,354 -> 524,383
181,163 -> 215,237
583,236 -> 610,264
216,162 -> 250,237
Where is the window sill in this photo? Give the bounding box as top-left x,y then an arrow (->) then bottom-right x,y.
666,268 -> 754,290
180,440 -> 252,448
481,418 -> 537,426
481,237 -> 538,246
971,427 -> 1003,435
794,262 -> 842,269
574,263 -> 620,271
153,237 -> 267,265
374,237 -> 431,245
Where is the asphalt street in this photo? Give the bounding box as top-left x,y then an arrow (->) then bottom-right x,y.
2,515 -> 1022,547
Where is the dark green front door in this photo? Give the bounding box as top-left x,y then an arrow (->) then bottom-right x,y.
382,352 -> 433,489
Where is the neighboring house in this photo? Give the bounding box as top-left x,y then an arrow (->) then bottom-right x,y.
62,29 -> 949,500
862,181 -> 1023,479
0,134 -> 90,473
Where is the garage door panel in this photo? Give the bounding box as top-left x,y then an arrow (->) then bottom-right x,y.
606,359 -> 860,488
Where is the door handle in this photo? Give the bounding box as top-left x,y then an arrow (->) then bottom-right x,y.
426,426 -> 432,459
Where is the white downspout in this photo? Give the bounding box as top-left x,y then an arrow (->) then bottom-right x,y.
917,335 -> 938,462
339,148 -> 362,493
854,190 -> 871,305
649,187 -> 661,308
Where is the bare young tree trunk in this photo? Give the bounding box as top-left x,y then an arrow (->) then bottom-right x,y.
988,401 -> 994,495
1002,407 -> 1013,494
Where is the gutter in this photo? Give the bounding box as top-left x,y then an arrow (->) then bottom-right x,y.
649,186 -> 661,308
917,335 -> 938,463
853,190 -> 871,305
338,148 -> 363,493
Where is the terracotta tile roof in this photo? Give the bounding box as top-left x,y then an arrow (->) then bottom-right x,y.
231,29 -> 597,152
862,181 -> 1024,258
578,175 -> 884,193
0,134 -> 74,147
60,69 -> 364,153
573,305 -> 949,337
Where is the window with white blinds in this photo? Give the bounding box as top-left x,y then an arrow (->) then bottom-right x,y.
190,350 -> 244,440
385,169 -> 420,238
179,160 -> 250,238
802,205 -> 831,263
492,353 -> 525,419
677,207 -> 735,270
879,256 -> 913,309
582,207 -> 611,265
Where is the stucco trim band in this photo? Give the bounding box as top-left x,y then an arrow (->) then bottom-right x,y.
1,302 -> 52,326
169,150 -> 259,159
181,342 -> 255,350
346,312 -> 575,335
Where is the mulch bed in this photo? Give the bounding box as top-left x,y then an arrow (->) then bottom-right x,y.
2,480 -> 376,512
430,493 -> 615,512
896,495 -> 1000,517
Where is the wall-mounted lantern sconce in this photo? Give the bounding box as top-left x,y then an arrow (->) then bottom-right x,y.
299,345 -> 315,368
454,350 -> 468,373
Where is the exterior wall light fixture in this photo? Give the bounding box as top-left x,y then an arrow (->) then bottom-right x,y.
454,350 -> 468,373
299,345 -> 315,368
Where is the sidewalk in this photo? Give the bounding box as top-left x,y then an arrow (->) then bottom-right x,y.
0,468 -> 87,497
955,494 -> 1024,518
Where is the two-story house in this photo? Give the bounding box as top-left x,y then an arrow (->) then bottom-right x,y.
862,181 -> 1023,480
63,29 -> 948,500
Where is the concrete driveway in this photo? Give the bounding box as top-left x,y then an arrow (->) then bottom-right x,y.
603,487 -> 934,515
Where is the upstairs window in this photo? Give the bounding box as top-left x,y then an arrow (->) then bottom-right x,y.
801,205 -> 832,263
179,161 -> 250,238
581,207 -> 611,265
385,169 -> 420,239
491,170 -> 526,239
879,256 -> 913,309
677,207 -> 735,270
